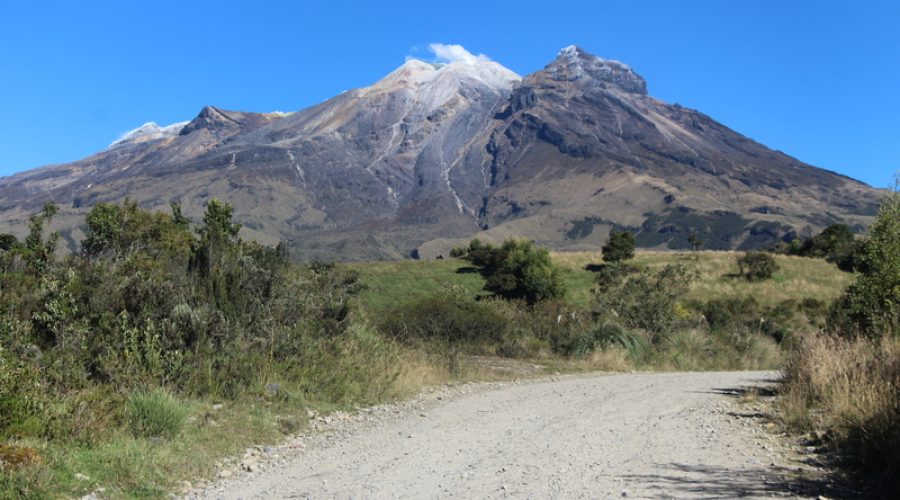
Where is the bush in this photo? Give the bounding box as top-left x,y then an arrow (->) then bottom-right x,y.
593,263 -> 695,337
449,246 -> 467,258
830,183 -> 899,337
125,389 -> 188,439
568,322 -> 649,360
462,239 -> 565,304
0,340 -> 46,438
602,231 -> 635,263
808,224 -> 855,258
698,297 -> 760,330
736,251 -> 778,280
0,198 -> 368,407
22,202 -> 60,277
379,294 -> 508,346
489,299 -> 590,356
775,224 -> 866,272
831,239 -> 868,273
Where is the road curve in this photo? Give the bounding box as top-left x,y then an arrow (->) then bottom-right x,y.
193,371 -> 816,499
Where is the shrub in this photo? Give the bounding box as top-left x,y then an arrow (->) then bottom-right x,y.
776,224 -> 866,271
593,263 -> 695,337
0,199 -> 366,402
602,231 -> 635,263
379,295 -> 508,346
22,202 -> 59,277
809,224 -> 855,258
82,200 -> 193,259
695,296 -> 812,344
568,322 -> 649,360
125,389 -> 188,439
462,239 -> 565,304
449,246 -> 467,258
0,234 -> 17,252
0,333 -> 47,438
831,239 -> 868,272
736,251 -> 778,281
830,183 -> 899,338
698,297 -> 760,330
491,298 -> 590,355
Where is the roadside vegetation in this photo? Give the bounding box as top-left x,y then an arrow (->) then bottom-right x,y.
0,189 -> 891,497
0,200 -> 416,498
779,181 -> 899,495
356,233 -> 850,375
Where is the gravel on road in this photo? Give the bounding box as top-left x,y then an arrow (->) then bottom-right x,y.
189,371 -> 824,499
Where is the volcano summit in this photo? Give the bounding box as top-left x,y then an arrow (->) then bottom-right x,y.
0,46 -> 879,259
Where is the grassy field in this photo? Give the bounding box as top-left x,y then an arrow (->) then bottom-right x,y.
346,259 -> 488,314
348,250 -> 854,314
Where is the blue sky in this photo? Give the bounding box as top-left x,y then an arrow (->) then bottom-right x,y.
0,0 -> 897,187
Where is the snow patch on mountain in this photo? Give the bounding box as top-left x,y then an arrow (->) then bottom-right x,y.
109,121 -> 188,148
382,48 -> 519,94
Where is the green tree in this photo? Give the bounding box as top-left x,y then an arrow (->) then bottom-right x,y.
780,223 -> 863,271
23,202 -> 59,276
831,181 -> 900,337
200,199 -> 241,241
807,224 -> 855,257
190,199 -> 242,278
82,202 -> 123,257
602,231 -> 635,263
463,239 -> 565,304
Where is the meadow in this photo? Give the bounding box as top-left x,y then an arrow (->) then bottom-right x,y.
349,250 -> 852,315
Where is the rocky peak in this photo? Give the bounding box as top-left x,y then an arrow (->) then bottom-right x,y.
371,58 -> 520,95
377,59 -> 441,90
179,106 -> 243,136
545,45 -> 647,95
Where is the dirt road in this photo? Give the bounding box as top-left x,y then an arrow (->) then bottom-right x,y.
193,371 -> 820,499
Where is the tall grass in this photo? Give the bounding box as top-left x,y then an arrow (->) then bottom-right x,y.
780,335 -> 900,492
125,389 -> 188,439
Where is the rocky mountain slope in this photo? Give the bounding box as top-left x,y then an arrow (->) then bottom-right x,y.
0,47 -> 880,259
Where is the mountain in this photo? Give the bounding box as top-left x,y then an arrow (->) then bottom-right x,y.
0,47 -> 881,259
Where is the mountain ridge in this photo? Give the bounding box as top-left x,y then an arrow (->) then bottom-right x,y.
0,46 -> 880,260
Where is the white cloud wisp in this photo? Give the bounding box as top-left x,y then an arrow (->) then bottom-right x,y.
426,43 -> 491,64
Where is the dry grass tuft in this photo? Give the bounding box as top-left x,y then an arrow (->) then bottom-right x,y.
780,334 -> 900,491
0,444 -> 42,470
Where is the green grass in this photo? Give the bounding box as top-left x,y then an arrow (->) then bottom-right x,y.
348,250 -> 853,313
125,389 -> 188,439
0,325 -> 428,499
556,250 -> 853,307
346,259 -> 488,314
2,398 -> 291,498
